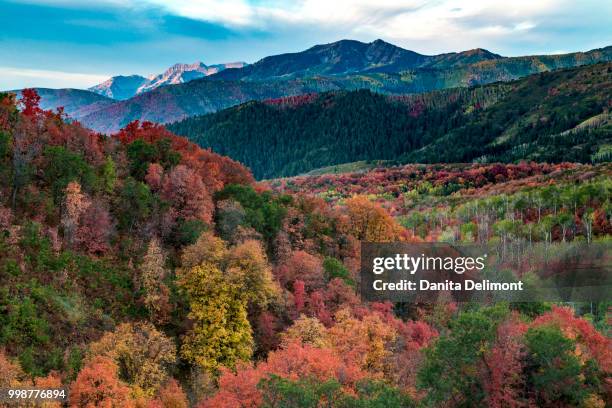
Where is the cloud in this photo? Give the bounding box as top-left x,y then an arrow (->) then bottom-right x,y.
5,0 -> 564,31
2,0 -> 610,89
137,0 -> 556,35
121,0 -> 609,55
6,0 -> 610,49
0,66 -> 109,90
141,0 -> 257,27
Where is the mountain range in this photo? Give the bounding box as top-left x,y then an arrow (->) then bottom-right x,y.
169,62 -> 612,179
209,39 -> 502,81
88,61 -> 247,100
15,39 -> 612,133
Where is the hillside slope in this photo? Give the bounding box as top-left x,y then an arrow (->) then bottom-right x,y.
80,77 -> 348,133
169,63 -> 612,179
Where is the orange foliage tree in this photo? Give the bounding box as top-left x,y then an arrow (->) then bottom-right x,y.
34,371 -> 64,408
69,356 -> 134,408
62,181 -> 90,247
146,379 -> 189,408
0,349 -> 26,387
200,341 -> 367,408
344,195 -> 401,242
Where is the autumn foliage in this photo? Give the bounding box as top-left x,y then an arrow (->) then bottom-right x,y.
200,341 -> 367,408
116,120 -> 253,189
70,356 -> 134,408
344,195 -> 401,242
0,90 -> 609,408
532,306 -> 612,372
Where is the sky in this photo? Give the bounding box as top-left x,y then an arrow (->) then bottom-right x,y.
1,0 -> 611,90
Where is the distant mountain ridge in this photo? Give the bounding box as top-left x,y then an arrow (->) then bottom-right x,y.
211,39 -> 503,81
89,61 -> 247,100
169,62 -> 612,179
19,39 -> 612,133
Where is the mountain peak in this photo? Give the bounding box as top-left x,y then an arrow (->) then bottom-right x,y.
463,48 -> 503,58
89,61 -> 248,100
163,62 -> 208,76
88,75 -> 148,100
370,38 -> 393,47
168,61 -> 207,71
219,38 -> 427,80
422,47 -> 504,68
367,38 -> 408,52
306,39 -> 364,52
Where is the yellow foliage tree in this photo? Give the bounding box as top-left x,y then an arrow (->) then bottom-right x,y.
180,231 -> 226,270
179,233 -> 282,374
62,181 -> 90,247
178,262 -> 253,373
280,315 -> 330,348
87,322 -> 177,398
224,239 -> 279,309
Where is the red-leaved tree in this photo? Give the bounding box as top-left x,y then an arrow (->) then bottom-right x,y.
484,315 -> 529,408
161,164 -> 214,224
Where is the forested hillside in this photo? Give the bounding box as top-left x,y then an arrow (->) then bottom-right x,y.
77,77 -> 346,133
269,162 -> 612,241
405,62 -> 612,164
170,63 -> 612,179
0,90 -> 610,407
